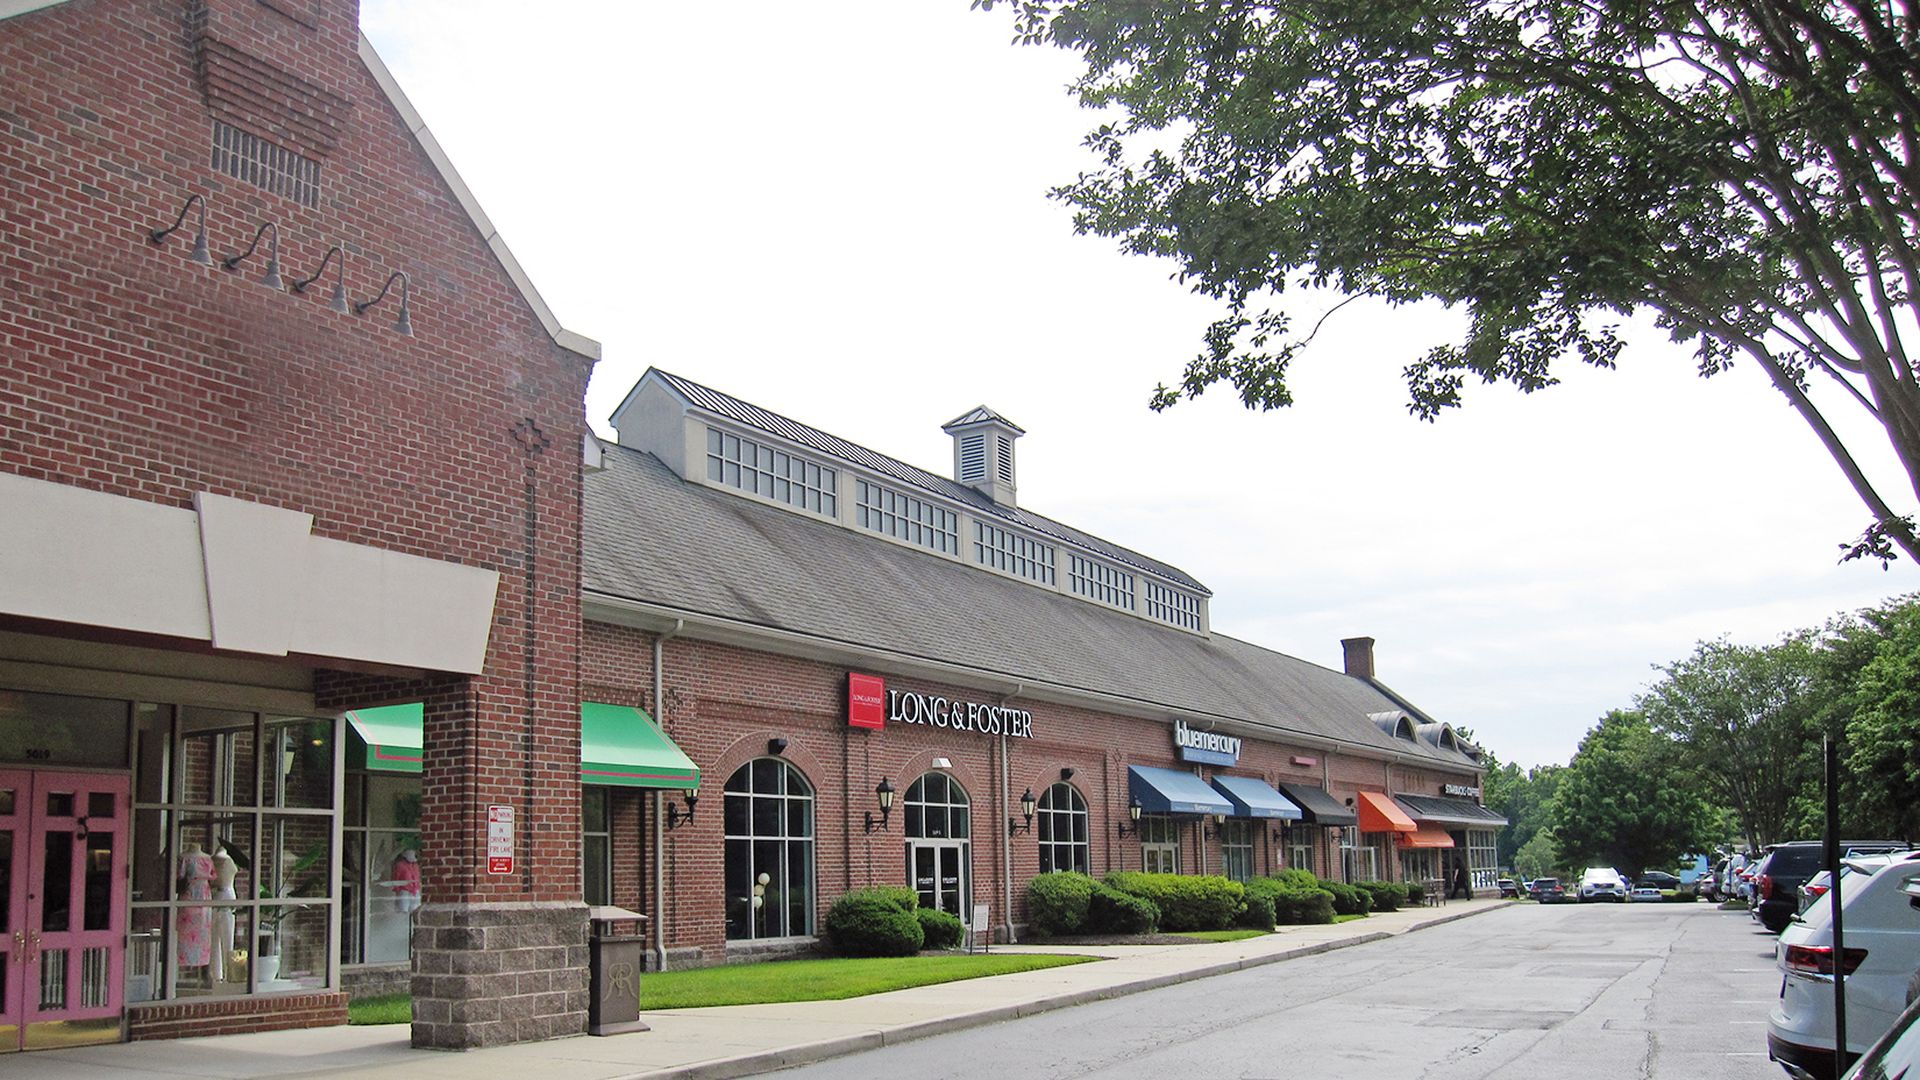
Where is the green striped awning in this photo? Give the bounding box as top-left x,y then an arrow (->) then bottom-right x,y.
343,702 -> 699,790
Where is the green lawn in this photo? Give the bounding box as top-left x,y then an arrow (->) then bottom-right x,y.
1169,929 -> 1271,943
1332,913 -> 1369,924
347,954 -> 1097,1023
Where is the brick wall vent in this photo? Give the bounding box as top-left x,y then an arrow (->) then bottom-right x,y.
211,119 -> 320,208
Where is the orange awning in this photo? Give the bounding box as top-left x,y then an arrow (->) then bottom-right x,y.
1397,826 -> 1455,849
1356,791 -> 1417,833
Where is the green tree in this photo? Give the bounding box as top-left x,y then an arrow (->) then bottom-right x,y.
1511,827 -> 1562,882
1833,597 -> 1920,839
1637,636 -> 1823,850
981,0 -> 1920,561
1551,711 -> 1716,879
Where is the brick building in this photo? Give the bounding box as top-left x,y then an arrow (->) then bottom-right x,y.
1,0 -> 595,1053
568,370 -> 1503,967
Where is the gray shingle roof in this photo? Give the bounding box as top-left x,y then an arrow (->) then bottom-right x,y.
1395,794 -> 1509,828
585,444 -> 1480,771
650,369 -> 1208,594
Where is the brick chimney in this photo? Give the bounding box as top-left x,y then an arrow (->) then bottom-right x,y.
1341,636 -> 1376,679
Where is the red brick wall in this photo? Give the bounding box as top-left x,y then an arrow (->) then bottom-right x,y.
128,991 -> 348,1041
1,0 -> 591,904
583,621 -> 1485,956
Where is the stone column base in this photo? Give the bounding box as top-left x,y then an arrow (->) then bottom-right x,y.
411,901 -> 590,1049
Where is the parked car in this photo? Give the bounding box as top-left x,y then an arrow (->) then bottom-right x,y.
1767,850 -> 1920,1079
1840,992 -> 1920,1080
1580,867 -> 1629,903
1638,870 -> 1683,891
1800,870 -> 1834,914
1756,841 -> 1908,934
1628,886 -> 1664,903
1531,877 -> 1570,903
1498,877 -> 1520,898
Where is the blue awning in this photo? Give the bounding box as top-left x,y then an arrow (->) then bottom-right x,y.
1129,765 -> 1233,816
1211,775 -> 1303,820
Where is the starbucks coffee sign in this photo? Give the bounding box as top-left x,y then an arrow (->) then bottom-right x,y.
1174,719 -> 1241,766
1443,784 -> 1482,798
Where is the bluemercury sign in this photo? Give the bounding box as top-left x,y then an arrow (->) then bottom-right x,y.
1174,719 -> 1241,766
847,673 -> 1036,738
1442,784 -> 1482,798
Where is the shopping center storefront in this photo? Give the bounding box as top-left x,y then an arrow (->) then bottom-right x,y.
579,369 -> 1505,965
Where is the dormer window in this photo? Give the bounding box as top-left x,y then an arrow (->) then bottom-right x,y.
706,427 -> 836,517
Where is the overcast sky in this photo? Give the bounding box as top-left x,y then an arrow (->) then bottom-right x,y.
361,1 -> 1916,770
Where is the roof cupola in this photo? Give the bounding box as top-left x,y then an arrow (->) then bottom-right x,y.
943,406 -> 1023,507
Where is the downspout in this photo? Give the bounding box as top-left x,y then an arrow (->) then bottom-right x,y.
653,618 -> 683,973
999,681 -> 1022,945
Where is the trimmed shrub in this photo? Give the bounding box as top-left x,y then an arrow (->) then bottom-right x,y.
1355,880 -> 1402,913
1403,881 -> 1427,906
1318,878 -> 1372,917
841,885 -> 918,914
916,907 -> 966,949
1027,872 -> 1096,936
1088,883 -> 1158,934
1236,888 -> 1277,930
826,892 -> 923,957
1269,880 -> 1337,924
1271,868 -> 1320,891
1105,872 -> 1245,931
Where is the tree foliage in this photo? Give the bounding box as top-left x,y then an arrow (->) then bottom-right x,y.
981,0 -> 1920,561
1551,710 -> 1717,878
1636,635 -> 1822,850
1830,596 -> 1920,838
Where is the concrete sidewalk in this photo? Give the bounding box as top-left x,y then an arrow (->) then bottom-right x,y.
16,899 -> 1513,1080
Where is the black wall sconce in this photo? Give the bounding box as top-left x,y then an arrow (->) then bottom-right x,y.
1116,796 -> 1144,838
1007,787 -> 1038,836
664,788 -> 698,830
1202,812 -> 1227,839
354,269 -> 413,336
864,777 -> 895,833
290,245 -> 349,313
767,737 -> 788,756
149,193 -> 212,266
221,221 -> 284,290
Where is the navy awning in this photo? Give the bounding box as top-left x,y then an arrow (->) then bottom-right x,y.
1129,765 -> 1233,816
1273,782 -> 1358,827
1211,775 -> 1303,820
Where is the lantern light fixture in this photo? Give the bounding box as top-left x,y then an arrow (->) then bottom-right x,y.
665,788 -> 698,830
864,777 -> 895,833
1116,796 -> 1144,838
1008,787 -> 1037,836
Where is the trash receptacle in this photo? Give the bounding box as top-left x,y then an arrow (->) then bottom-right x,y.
587,905 -> 650,1036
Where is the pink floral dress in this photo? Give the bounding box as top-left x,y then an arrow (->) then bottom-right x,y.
175,850 -> 214,967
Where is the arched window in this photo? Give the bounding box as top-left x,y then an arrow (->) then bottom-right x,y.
905,772 -> 971,918
1036,782 -> 1089,874
724,758 -> 815,940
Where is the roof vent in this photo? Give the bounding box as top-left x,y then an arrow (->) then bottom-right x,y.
942,406 -> 1023,507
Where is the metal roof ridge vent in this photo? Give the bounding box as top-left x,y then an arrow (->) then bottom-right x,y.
942,406 -> 1023,508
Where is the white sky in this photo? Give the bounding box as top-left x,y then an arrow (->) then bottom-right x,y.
361,0 -> 1916,770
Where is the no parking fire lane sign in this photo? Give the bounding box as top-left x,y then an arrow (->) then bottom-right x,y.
487,804 -> 514,875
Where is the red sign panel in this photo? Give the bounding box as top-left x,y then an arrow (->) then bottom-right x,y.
848,673 -> 886,730
487,804 -> 514,875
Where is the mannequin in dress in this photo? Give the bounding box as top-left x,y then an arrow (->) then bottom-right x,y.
391,849 -> 421,914
175,842 -> 213,968
211,846 -> 238,980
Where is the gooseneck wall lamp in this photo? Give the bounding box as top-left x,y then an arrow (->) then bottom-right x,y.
148,193 -> 212,266
354,269 -> 413,336
290,245 -> 349,313
664,789 -> 698,830
864,777 -> 895,834
1116,796 -> 1144,838
221,220 -> 284,290
1007,787 -> 1038,836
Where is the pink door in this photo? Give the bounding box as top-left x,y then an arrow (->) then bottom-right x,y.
0,770 -> 129,1052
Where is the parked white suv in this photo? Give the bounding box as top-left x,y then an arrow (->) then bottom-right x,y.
1578,867 -> 1628,903
1767,850 -> 1920,1079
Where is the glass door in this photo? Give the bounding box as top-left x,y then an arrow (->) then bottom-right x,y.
907,842 -> 970,921
0,771 -> 129,1052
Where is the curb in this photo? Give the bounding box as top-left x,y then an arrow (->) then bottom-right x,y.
635,902 -> 1512,1079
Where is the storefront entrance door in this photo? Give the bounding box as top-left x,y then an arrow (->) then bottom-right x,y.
0,770 -> 129,1052
908,842 -> 969,921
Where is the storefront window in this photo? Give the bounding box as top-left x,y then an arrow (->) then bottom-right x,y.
583,786 -> 611,907
1287,828 -> 1314,875
129,704 -> 340,1001
342,774 -> 421,966
1035,782 -> 1088,874
1220,819 -> 1253,882
1340,827 -> 1380,881
1468,829 -> 1499,890
1139,815 -> 1180,874
724,759 -> 815,940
